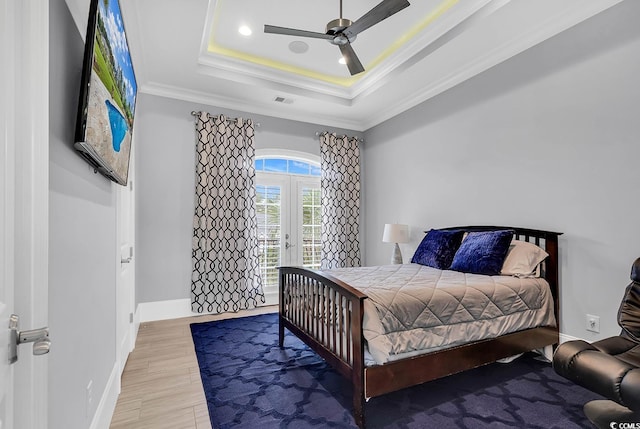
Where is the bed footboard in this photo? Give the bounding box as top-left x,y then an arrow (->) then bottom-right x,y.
279,267 -> 368,428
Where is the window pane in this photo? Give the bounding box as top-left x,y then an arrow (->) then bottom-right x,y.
288,160 -> 310,175
301,187 -> 321,270
263,158 -> 287,173
255,185 -> 281,288
256,157 -> 320,176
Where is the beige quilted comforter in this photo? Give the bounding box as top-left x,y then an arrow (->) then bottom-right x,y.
324,263 -> 556,365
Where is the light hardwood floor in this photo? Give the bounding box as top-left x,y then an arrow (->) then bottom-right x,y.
109,306 -> 278,429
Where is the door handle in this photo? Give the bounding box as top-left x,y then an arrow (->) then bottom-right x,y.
8,314 -> 51,364
121,257 -> 132,264
285,242 -> 295,249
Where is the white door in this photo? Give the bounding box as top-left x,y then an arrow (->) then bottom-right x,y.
255,172 -> 321,304
116,149 -> 136,376
1,1 -> 49,428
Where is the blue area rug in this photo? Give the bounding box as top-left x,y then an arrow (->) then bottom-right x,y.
190,313 -> 599,428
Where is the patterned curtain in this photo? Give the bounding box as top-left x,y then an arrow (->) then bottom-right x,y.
191,112 -> 265,313
319,132 -> 361,269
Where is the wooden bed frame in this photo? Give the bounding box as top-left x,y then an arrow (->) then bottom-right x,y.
278,226 -> 562,428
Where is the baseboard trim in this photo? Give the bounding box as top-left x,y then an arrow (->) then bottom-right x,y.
137,298 -> 279,322
263,290 -> 278,306
134,305 -> 141,338
89,362 -> 119,429
138,298 -> 192,322
559,332 -> 582,344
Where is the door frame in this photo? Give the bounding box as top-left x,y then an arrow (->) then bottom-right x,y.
257,175 -> 322,270
116,143 -> 136,377
4,1 -> 50,428
254,149 -> 321,306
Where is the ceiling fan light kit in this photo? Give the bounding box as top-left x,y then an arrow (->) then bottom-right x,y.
326,18 -> 355,40
264,0 -> 410,76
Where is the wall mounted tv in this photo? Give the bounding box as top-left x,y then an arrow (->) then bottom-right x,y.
74,0 -> 137,186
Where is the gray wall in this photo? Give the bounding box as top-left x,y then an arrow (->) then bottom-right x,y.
49,0 -> 117,427
363,0 -> 640,341
134,94 -> 362,304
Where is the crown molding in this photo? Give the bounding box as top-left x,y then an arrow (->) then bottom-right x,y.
194,58 -> 353,105
140,81 -> 366,131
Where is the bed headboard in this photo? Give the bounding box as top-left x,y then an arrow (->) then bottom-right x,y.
438,226 -> 563,323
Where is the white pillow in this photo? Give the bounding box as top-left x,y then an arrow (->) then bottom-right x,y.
500,240 -> 548,277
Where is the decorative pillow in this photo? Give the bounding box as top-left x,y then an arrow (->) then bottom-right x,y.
450,230 -> 514,275
501,240 -> 549,277
411,229 -> 465,270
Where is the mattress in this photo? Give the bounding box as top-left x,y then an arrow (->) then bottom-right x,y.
323,263 -> 557,365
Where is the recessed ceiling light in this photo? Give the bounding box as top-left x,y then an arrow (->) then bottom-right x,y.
238,25 -> 252,36
288,41 -> 309,54
338,57 -> 346,65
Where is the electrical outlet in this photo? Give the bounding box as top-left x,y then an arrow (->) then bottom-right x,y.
586,314 -> 600,333
86,380 -> 93,418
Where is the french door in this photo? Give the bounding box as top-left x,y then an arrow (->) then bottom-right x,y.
255,172 -> 321,303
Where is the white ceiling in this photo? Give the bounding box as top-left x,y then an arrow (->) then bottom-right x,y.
66,0 -> 624,131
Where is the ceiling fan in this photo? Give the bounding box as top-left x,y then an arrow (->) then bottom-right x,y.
264,0 -> 411,76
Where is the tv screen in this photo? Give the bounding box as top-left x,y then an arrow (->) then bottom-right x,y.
74,0 -> 137,186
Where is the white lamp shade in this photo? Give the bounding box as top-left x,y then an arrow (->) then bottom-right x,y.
382,224 -> 409,243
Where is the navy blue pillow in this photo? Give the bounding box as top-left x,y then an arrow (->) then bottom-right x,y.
450,230 -> 515,275
411,229 -> 465,269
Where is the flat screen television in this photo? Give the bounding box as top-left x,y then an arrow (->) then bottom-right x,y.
74,0 -> 137,186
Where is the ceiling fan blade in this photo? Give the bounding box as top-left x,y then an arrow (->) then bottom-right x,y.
339,43 -> 365,76
344,0 -> 410,38
264,25 -> 334,40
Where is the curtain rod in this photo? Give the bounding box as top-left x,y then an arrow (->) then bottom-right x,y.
191,111 -> 261,128
315,131 -> 364,143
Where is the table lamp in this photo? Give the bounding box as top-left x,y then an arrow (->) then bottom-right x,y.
382,223 -> 409,264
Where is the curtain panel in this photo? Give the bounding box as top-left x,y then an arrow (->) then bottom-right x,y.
319,132 -> 361,269
191,112 -> 265,313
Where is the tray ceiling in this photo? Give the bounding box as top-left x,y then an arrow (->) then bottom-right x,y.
66,0 -> 624,131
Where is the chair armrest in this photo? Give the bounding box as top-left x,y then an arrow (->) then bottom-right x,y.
553,340 -> 597,377
553,340 -> 638,405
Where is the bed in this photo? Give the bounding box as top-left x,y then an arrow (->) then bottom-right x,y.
278,226 -> 562,428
